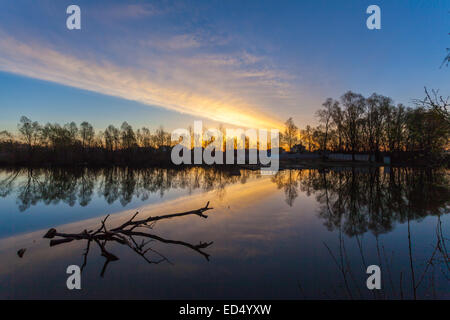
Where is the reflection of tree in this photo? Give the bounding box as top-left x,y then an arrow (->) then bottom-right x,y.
298,167 -> 449,236
270,167 -> 449,299
0,167 -> 257,211
296,166 -> 450,299
320,215 -> 449,300
43,203 -> 214,277
77,170 -> 95,206
0,170 -> 19,197
272,170 -> 300,206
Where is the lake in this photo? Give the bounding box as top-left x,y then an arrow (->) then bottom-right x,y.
0,166 -> 448,299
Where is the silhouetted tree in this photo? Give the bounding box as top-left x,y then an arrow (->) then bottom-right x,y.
282,117 -> 299,150
18,116 -> 41,150
316,98 -> 337,152
104,125 -> 120,151
79,121 -> 94,149
120,122 -> 137,149
154,126 -> 169,149
341,91 -> 365,159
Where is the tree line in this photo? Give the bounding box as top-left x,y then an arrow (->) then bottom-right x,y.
0,119 -> 174,166
281,88 -> 449,159
0,118 -> 173,151
0,88 -> 448,166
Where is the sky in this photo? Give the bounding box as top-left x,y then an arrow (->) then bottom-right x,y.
0,0 -> 448,133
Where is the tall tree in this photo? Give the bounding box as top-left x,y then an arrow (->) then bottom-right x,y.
104,125 -> 120,151
282,117 -> 299,150
340,91 -> 365,159
331,104 -> 344,152
301,125 -> 314,152
18,116 -> 41,150
316,98 -> 337,152
79,122 -> 94,149
154,126 -> 168,149
364,94 -> 390,154
385,104 -> 406,152
120,122 -> 137,149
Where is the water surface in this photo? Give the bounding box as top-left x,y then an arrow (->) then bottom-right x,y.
0,167 -> 448,299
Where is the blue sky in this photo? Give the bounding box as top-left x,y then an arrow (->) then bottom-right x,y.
0,0 -> 448,132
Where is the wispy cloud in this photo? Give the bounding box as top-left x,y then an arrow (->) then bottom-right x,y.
145,34 -> 202,51
100,3 -> 163,19
0,32 -> 289,129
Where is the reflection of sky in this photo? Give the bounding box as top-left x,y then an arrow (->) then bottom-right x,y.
0,169 -> 448,299
0,179 -> 191,238
0,0 -> 448,132
0,168 -> 262,238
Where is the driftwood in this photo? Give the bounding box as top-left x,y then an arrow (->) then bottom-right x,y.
43,202 -> 214,277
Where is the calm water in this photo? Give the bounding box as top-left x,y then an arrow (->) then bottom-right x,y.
0,167 -> 448,299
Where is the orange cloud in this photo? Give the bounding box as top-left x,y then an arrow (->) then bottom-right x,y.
0,33 -> 286,130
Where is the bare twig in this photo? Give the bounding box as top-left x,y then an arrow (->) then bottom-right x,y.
43,202 -> 214,276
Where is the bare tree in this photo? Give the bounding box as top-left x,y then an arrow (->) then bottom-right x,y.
120,122 -> 137,149
364,94 -> 391,154
331,104 -> 344,152
282,117 -> 299,150
79,121 -> 94,149
301,125 -> 314,152
341,91 -> 365,160
316,98 -> 338,152
18,116 -> 41,150
154,126 -> 168,149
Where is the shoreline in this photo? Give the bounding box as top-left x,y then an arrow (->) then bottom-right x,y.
0,160 -> 447,171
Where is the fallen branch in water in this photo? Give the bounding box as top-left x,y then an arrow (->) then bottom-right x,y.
43,202 -> 214,277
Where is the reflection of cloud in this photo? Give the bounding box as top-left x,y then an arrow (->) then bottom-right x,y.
0,174 -> 277,273
0,32 -> 288,129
